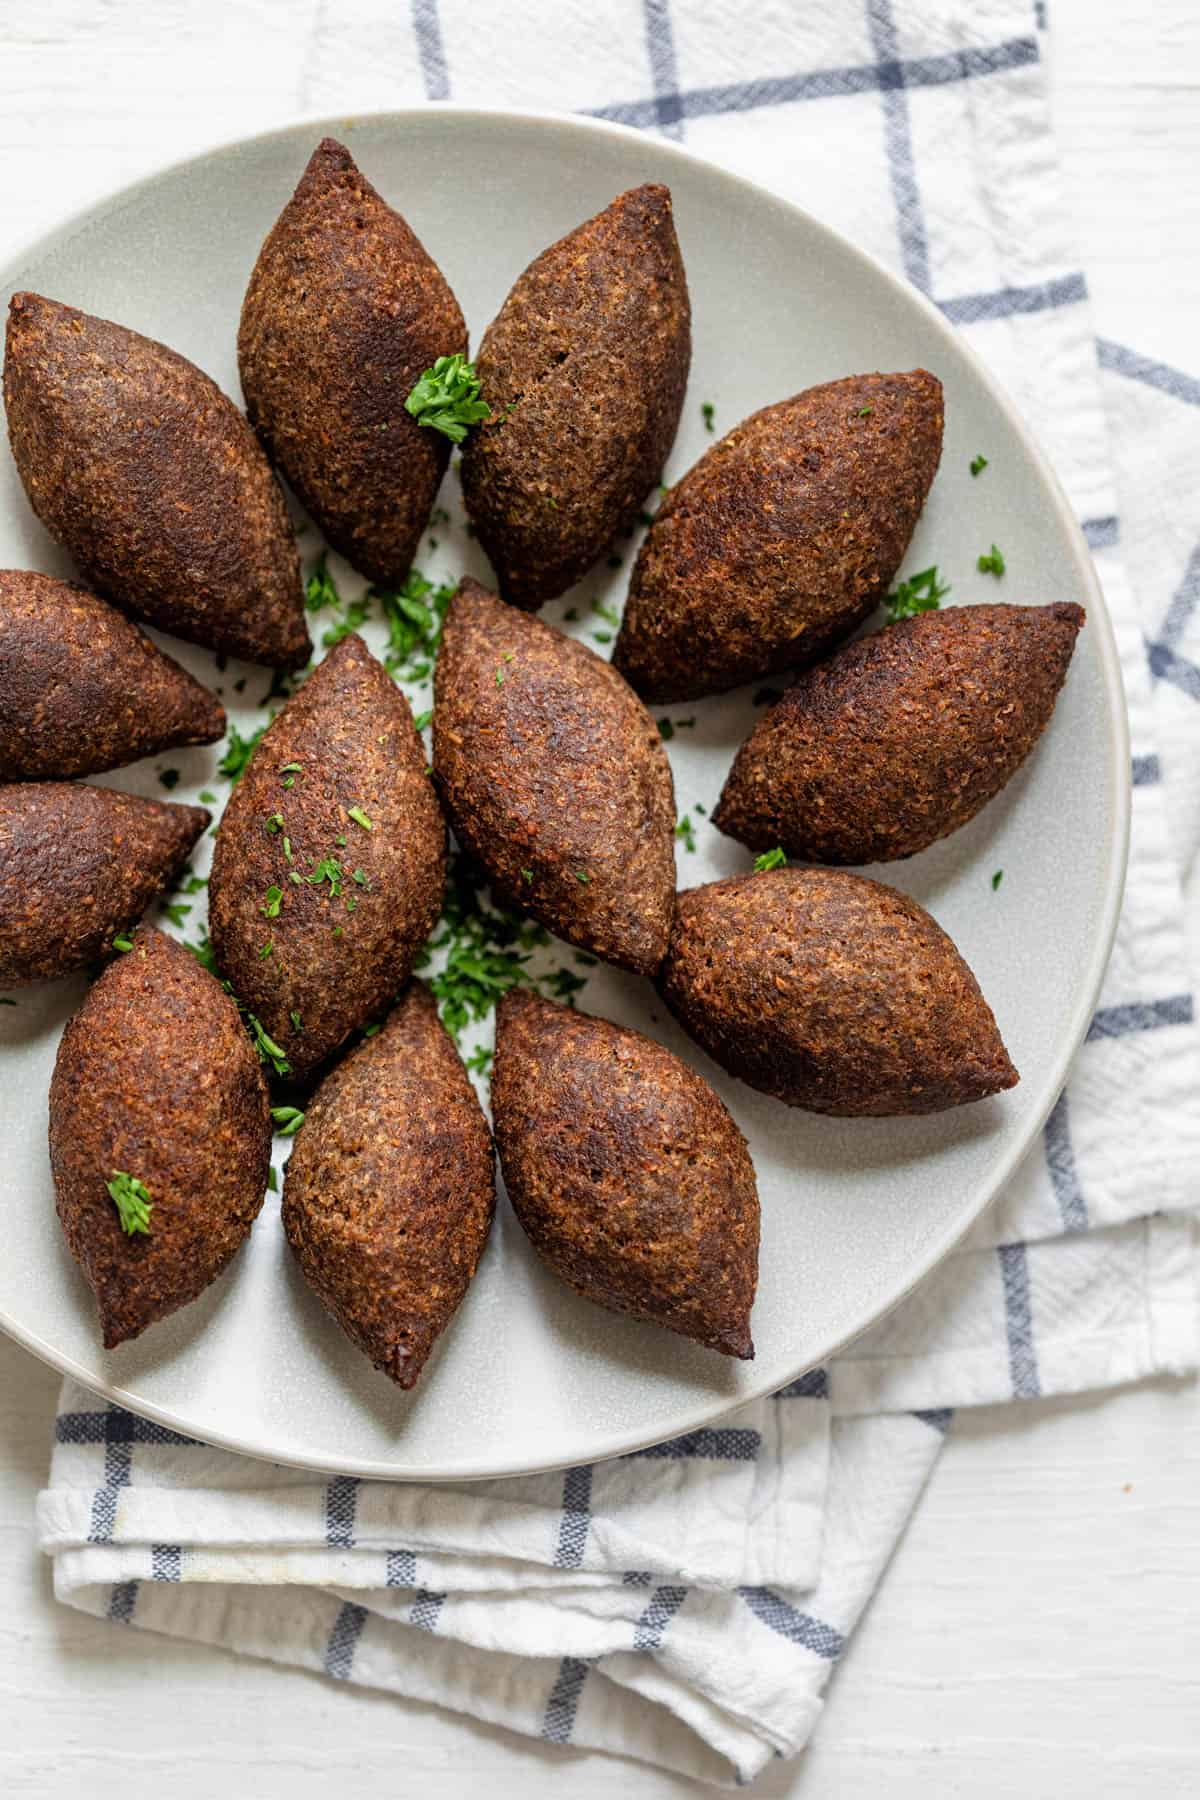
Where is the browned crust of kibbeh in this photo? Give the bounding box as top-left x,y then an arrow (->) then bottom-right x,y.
0,569 -> 225,780
658,868 -> 1018,1116
613,369 -> 944,701
208,633 -> 445,1080
493,988 -> 758,1358
0,784 -> 208,984
714,602 -> 1086,864
238,137 -> 467,586
282,982 -> 495,1388
433,578 -> 676,974
49,925 -> 271,1349
3,292 -> 310,667
460,183 -> 691,608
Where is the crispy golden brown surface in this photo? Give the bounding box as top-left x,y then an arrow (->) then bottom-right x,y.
49,925 -> 270,1348
4,293 -> 310,668
208,634 -> 445,1081
658,868 -> 1017,1116
433,578 -> 675,975
0,569 -> 224,780
461,183 -> 691,608
493,988 -> 758,1358
282,982 -> 495,1389
714,602 -> 1085,863
613,370 -> 944,701
0,783 -> 208,984
239,137 -> 467,586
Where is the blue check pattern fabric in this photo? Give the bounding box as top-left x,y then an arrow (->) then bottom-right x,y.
41,0 -> 1200,1784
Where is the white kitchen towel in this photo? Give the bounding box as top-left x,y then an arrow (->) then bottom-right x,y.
39,0 -> 1200,1786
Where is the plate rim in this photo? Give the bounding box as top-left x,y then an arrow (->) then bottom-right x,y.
0,104 -> 1131,1480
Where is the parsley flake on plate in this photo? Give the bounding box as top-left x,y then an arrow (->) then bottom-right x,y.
977,544 -> 1006,577
753,847 -> 788,873
884,565 -> 950,622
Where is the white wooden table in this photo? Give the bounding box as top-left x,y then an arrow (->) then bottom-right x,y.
2,3 -> 1198,1793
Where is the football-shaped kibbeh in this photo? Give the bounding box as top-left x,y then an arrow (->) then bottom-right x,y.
658,868 -> 1018,1116
613,370 -> 943,701
0,783 -> 208,984
0,569 -> 225,780
208,633 -> 445,1081
433,577 -> 676,975
3,293 -> 310,668
282,982 -> 495,1389
49,926 -> 271,1348
460,183 -> 691,608
714,603 -> 1085,863
239,137 -> 468,586
493,988 -> 759,1358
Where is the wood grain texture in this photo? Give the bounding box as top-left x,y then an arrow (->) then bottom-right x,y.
0,0 -> 1197,1793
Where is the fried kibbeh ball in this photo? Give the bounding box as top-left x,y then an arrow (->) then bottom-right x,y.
613,370 -> 944,701
658,868 -> 1017,1116
239,137 -> 467,586
432,578 -> 675,975
0,569 -> 225,780
460,183 -> 691,608
49,925 -> 271,1349
4,292 -> 310,668
0,783 -> 208,984
714,602 -> 1085,864
208,633 -> 445,1081
282,982 -> 495,1389
493,988 -> 758,1359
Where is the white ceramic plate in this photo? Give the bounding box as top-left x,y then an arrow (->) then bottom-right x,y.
0,110 -> 1128,1479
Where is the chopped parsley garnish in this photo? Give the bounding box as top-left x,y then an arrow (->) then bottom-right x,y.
701,401 -> 715,432
290,1010 -> 303,1031
404,354 -> 490,443
857,405 -> 873,418
306,856 -> 344,897
361,1022 -> 381,1038
199,790 -> 217,805
563,607 -> 579,622
675,814 -> 697,853
753,847 -> 788,872
112,934 -> 134,953
219,722 -> 266,783
372,569 -> 455,680
351,867 -> 370,888
180,875 -> 207,895
520,868 -> 534,884
282,837 -> 293,864
977,544 -> 1006,577
305,554 -> 340,613
592,599 -> 620,629
657,716 -> 695,739
495,666 -> 506,688
248,1015 -> 290,1076
258,940 -> 273,959
465,1045 -> 493,1076
592,631 -> 613,645
271,1105 -> 305,1137
183,931 -> 218,974
413,709 -> 433,732
158,768 -> 180,791
261,886 -> 283,919
883,565 -> 950,622
280,762 -> 302,775
992,869 -> 1004,890
160,902 -> 192,929
417,855 -> 568,1042
107,1171 -> 152,1236
575,870 -> 591,884
266,1166 -> 278,1193
266,813 -> 283,834
347,805 -> 374,832
970,454 -> 989,477
547,968 -> 588,1002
